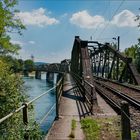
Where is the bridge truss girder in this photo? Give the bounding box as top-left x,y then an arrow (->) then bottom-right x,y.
90,42 -> 140,85
71,36 -> 97,111
71,36 -> 94,83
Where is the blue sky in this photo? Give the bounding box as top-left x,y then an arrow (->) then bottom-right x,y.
11,0 -> 140,63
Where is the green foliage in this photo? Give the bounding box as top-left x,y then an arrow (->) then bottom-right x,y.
0,60 -> 25,139
124,45 -> 138,62
0,60 -> 42,139
124,39 -> 140,73
24,59 -> 35,72
0,55 -> 22,72
18,58 -> 24,71
135,39 -> 140,73
71,119 -> 76,130
0,0 -> 25,55
0,1 -> 42,139
81,117 -> 121,140
81,118 -> 100,140
0,56 -> 35,73
69,119 -> 77,139
131,131 -> 138,140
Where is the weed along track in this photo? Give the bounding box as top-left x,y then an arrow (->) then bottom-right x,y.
81,117 -> 121,140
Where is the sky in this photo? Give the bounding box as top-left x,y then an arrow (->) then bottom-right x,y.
11,0 -> 140,63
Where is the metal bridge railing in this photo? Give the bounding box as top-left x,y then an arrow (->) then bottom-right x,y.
0,74 -> 64,138
71,72 -> 95,113
56,74 -> 64,119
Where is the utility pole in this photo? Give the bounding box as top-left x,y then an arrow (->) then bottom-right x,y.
116,36 -> 120,80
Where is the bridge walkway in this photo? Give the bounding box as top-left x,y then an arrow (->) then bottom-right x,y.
46,73 -> 89,140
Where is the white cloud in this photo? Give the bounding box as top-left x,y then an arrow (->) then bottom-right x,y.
11,40 -> 24,47
111,9 -> 137,27
70,10 -> 106,29
29,41 -> 35,44
15,8 -> 59,27
70,9 -> 138,29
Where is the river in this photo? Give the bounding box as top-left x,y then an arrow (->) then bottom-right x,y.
23,73 -> 57,133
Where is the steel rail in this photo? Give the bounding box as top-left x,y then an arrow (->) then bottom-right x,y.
95,80 -> 140,110
93,75 -> 140,92
95,85 -> 121,114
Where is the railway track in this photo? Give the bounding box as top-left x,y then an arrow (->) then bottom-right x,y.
93,76 -> 140,93
94,78 -> 140,131
93,76 -> 140,105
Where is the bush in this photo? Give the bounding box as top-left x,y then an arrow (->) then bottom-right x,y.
0,60 -> 42,139
0,60 -> 25,139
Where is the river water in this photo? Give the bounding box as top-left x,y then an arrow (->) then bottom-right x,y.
23,73 -> 57,133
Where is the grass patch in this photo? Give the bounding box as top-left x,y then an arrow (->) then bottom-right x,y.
81,118 -> 100,140
69,119 -> 77,139
81,117 -> 121,140
72,119 -> 76,130
131,131 -> 138,140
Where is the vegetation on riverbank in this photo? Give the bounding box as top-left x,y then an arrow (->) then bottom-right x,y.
0,0 -> 42,139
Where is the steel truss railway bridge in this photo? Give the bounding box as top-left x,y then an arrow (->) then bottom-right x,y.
1,36 -> 140,139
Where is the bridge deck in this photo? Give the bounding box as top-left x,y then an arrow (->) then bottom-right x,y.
46,73 -> 87,140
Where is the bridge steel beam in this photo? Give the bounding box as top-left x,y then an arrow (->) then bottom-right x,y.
90,42 -> 140,85
71,36 -> 97,113
102,50 -> 107,78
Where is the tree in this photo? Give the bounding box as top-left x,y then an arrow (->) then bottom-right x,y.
18,58 -> 24,71
124,39 -> 140,73
0,55 -> 22,72
0,1 -> 42,139
135,39 -> 140,72
0,0 -> 25,55
0,60 -> 42,139
24,59 -> 35,72
124,45 -> 138,62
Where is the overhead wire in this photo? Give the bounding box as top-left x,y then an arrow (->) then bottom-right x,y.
92,0 -> 111,38
96,0 -> 126,40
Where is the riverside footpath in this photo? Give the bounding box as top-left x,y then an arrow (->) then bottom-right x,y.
46,73 -> 85,140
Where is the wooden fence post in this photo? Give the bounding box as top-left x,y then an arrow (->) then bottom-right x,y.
121,101 -> 131,140
22,103 -> 29,140
23,103 -> 28,125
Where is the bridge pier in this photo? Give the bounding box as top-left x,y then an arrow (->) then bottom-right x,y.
56,73 -> 63,83
46,72 -> 54,83
23,70 -> 29,77
35,70 -> 41,79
